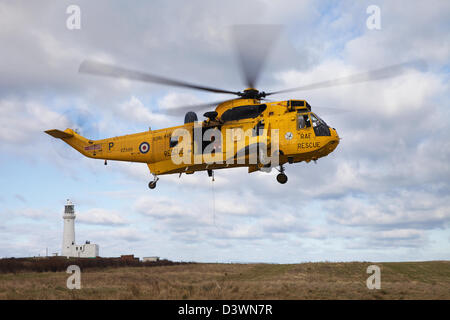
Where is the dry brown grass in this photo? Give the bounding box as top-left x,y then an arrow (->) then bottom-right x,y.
0,261 -> 449,300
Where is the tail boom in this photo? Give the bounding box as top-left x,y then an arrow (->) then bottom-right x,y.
45,128 -> 152,163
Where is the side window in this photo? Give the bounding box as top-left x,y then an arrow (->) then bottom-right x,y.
252,120 -> 265,136
298,113 -> 311,129
170,135 -> 178,148
305,115 -> 311,127
297,115 -> 305,129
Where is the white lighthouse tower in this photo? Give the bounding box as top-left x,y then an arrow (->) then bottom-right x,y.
61,199 -> 99,258
62,199 -> 76,257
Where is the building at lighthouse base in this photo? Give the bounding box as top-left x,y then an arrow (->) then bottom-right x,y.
63,241 -> 99,258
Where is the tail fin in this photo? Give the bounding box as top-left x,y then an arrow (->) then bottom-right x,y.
45,128 -> 97,158
45,129 -> 74,139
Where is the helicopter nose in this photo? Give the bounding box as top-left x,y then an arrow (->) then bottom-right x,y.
332,128 -> 339,142
327,128 -> 340,151
333,128 -> 339,140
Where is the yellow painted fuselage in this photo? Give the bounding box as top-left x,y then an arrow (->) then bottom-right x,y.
46,99 -> 339,177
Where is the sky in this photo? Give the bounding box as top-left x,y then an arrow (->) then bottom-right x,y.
0,0 -> 449,262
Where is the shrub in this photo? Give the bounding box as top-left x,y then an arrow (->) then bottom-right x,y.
0,257 -> 193,274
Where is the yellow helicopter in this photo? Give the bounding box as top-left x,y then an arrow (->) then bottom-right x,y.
45,26 -> 422,189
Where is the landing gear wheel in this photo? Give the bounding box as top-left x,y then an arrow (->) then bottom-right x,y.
276,173 -> 288,184
148,176 -> 159,190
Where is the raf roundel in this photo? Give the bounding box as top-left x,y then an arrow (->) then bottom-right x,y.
139,142 -> 150,154
285,131 -> 293,141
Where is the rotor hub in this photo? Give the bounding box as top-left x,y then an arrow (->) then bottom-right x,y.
238,88 -> 266,99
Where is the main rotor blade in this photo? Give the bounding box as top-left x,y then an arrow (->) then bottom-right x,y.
160,99 -> 231,116
267,60 -> 427,95
232,24 -> 282,89
79,60 -> 240,96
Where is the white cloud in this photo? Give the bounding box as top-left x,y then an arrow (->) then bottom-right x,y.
77,208 -> 128,226
325,191 -> 450,230
116,96 -> 171,126
157,92 -> 204,112
8,208 -> 48,220
91,227 -> 146,242
0,99 -> 63,144
375,229 -> 424,240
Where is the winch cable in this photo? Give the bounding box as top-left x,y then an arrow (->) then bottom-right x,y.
211,171 -> 217,228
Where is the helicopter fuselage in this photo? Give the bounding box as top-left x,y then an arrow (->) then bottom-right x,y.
45,99 -> 339,183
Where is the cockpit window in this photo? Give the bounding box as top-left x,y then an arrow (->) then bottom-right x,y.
311,113 -> 331,136
310,113 -> 319,127
312,113 -> 328,126
297,113 -> 311,129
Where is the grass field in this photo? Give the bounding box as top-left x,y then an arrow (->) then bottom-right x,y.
0,261 -> 449,299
